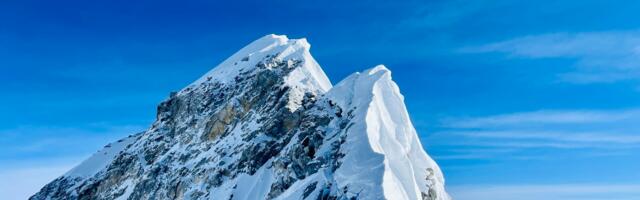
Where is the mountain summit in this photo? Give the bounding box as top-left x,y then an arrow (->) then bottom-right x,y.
32,34 -> 450,200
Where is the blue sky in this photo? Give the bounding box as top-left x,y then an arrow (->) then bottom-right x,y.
2,0 -> 640,199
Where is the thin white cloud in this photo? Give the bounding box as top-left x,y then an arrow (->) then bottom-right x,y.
437,140 -> 631,149
0,124 -> 145,154
448,184 -> 640,200
0,162 -> 76,200
460,31 -> 640,83
462,32 -> 640,59
442,109 -> 640,128
431,108 -> 640,159
450,130 -> 640,144
0,124 -> 145,199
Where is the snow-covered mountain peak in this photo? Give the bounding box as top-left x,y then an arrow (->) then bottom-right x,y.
324,66 -> 449,200
32,35 -> 449,200
185,34 -> 331,96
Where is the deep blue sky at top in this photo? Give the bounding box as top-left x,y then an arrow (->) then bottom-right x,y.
2,0 -> 640,199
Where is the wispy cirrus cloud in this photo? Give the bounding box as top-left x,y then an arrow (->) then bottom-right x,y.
0,124 -> 145,162
449,184 -> 640,200
449,130 -> 640,144
429,108 -> 640,160
460,31 -> 640,83
442,109 -> 640,128
0,165 -> 74,200
0,123 -> 145,199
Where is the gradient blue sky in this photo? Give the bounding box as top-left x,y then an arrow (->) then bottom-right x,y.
2,0 -> 640,199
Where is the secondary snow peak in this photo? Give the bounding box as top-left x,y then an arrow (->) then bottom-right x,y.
329,66 -> 449,200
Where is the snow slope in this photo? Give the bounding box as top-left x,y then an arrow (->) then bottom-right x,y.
65,134 -> 141,179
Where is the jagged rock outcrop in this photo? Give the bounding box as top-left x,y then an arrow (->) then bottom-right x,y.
31,34 -> 450,200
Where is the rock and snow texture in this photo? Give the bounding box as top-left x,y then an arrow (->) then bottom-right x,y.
31,34 -> 450,200
64,134 -> 141,180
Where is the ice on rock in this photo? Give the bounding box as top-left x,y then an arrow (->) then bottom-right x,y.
31,35 -> 449,200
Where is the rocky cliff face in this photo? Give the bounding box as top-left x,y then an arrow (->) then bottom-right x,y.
31,34 -> 450,200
